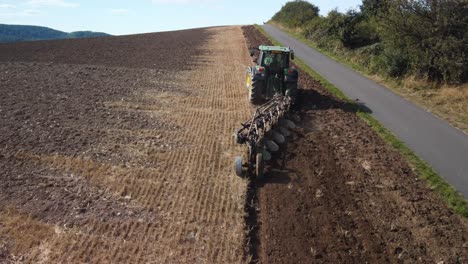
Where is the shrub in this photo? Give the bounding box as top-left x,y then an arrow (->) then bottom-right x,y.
272,0 -> 320,28
273,0 -> 467,84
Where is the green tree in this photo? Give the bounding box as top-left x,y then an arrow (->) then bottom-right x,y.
340,10 -> 379,48
378,0 -> 468,82
361,0 -> 389,17
303,9 -> 379,49
272,0 -> 320,28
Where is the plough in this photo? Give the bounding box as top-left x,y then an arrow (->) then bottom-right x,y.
234,94 -> 296,178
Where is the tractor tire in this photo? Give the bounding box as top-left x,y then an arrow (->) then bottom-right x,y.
256,153 -> 264,179
249,78 -> 264,105
235,156 -> 243,177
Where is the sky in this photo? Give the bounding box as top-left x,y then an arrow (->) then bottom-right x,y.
0,0 -> 362,35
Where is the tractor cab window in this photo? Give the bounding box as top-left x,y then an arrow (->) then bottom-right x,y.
262,52 -> 288,68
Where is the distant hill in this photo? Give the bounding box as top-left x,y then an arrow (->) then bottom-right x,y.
0,24 -> 111,43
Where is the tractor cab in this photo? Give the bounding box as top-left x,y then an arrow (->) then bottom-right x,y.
247,45 -> 298,104
257,46 -> 293,70
251,46 -> 294,68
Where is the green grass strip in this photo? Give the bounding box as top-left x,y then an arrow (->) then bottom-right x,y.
255,24 -> 468,217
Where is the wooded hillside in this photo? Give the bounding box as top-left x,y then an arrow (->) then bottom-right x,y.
0,24 -> 110,43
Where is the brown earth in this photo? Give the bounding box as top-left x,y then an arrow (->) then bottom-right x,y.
0,28 -> 212,70
1,24 -> 467,264
0,27 -> 252,263
242,26 -> 468,264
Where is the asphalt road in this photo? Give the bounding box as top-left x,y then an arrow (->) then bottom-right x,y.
262,24 -> 468,198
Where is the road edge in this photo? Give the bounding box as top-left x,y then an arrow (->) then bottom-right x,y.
254,24 -> 468,217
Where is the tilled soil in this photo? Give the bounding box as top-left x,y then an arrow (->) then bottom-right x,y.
0,28 -> 210,70
0,27 -> 251,263
0,62 -> 170,227
242,25 -> 468,264
1,24 -> 467,264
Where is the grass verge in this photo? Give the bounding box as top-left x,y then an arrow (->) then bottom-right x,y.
255,24 -> 468,217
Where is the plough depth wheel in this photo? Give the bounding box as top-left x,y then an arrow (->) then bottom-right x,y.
235,156 -> 243,177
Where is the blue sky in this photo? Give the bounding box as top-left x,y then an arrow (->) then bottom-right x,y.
0,0 -> 362,35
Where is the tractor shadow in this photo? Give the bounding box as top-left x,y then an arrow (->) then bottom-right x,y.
295,88 -> 372,114
258,167 -> 294,186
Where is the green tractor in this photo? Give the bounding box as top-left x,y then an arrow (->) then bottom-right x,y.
246,45 -> 298,104
234,45 -> 299,178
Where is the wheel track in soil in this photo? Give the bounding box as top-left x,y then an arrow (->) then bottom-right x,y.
0,27 -> 252,263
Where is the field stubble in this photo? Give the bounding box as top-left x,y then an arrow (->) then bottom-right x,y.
0,27 -> 252,263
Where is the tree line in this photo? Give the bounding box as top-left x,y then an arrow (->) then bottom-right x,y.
271,0 -> 467,84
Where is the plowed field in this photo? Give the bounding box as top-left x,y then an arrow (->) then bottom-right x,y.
1,25 -> 467,264
0,27 -> 251,263
243,26 -> 468,264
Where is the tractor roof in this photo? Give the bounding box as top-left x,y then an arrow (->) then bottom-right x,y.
259,45 -> 291,52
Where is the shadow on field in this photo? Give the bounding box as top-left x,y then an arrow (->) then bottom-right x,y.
259,169 -> 293,186
296,88 -> 372,114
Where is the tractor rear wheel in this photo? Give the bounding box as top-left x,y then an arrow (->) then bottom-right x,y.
248,75 -> 263,104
